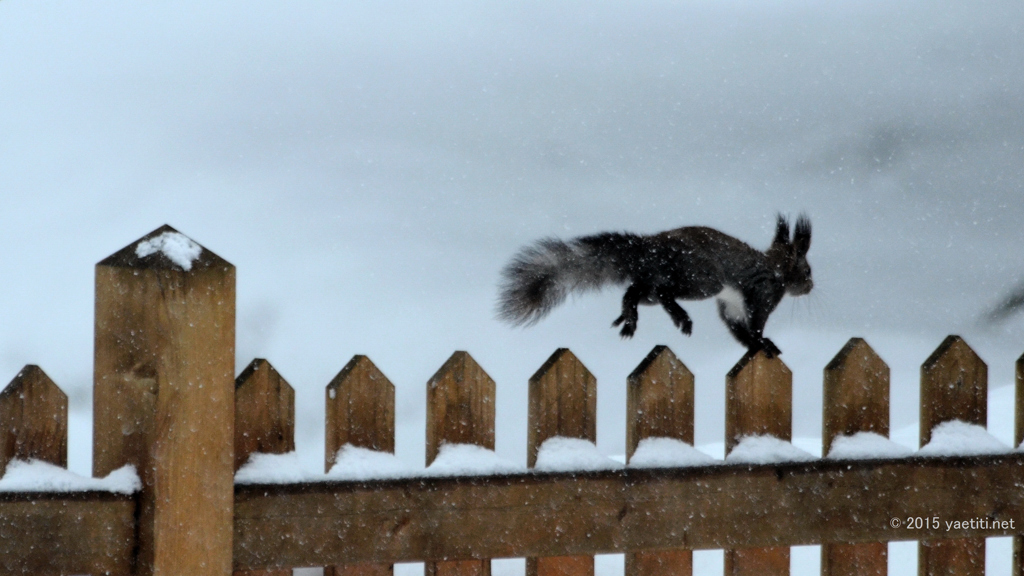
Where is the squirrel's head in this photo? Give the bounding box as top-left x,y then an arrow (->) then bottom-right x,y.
768,214 -> 813,296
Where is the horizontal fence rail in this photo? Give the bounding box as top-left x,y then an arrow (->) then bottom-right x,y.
0,491 -> 135,575
2,450 -> 1024,569
232,454 -> 1024,569
2,226 -> 1023,576
3,454 -> 1024,573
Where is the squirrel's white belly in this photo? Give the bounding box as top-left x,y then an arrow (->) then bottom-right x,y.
716,286 -> 747,323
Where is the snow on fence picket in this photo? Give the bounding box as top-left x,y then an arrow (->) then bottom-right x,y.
2,226 -> 1024,576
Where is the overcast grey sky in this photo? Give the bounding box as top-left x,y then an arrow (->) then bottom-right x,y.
2,1 -> 1023,477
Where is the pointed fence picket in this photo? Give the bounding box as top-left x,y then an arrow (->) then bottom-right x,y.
919,336 -> 988,576
426,352 -> 496,576
527,349 -> 599,576
326,355 -> 396,467
724,352 -> 793,576
821,339 -> 889,576
324,355 -> 396,576
2,226 -> 1024,576
625,346 -> 695,576
234,359 -> 295,576
0,365 -> 67,473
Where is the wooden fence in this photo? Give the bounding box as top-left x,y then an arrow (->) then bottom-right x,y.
1,225 -> 1024,576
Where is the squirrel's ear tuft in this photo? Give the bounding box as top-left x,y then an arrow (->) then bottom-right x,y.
773,214 -> 790,246
793,214 -> 811,255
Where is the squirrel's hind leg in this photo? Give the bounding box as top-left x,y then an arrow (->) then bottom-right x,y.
656,290 -> 692,335
612,283 -> 648,338
757,338 -> 782,358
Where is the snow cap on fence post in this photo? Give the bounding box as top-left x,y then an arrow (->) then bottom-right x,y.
0,365 -> 68,474
93,225 -> 235,576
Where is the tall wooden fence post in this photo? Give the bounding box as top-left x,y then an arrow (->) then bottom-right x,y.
821,338 -> 889,576
527,348 -> 597,576
724,350 -> 792,576
94,225 -> 235,576
0,365 -> 67,474
625,346 -> 694,576
426,351 -> 496,576
919,336 -> 987,576
325,355 -> 396,576
234,359 -> 295,576
1016,352 -> 1024,576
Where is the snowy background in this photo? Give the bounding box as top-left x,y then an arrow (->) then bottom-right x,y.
2,0 -> 1023,573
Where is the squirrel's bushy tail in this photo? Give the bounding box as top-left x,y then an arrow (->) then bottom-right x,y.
497,233 -> 639,326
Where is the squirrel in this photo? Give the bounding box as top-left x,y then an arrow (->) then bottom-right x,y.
497,214 -> 812,357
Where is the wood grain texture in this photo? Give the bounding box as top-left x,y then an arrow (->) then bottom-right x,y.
528,348 -> 597,467
326,355 -> 395,470
0,365 -> 67,473
527,556 -> 593,576
94,225 -> 235,576
232,454 -> 1024,570
235,359 -> 295,471
725,351 -> 792,453
724,350 -> 792,576
1016,533 -> 1024,576
326,563 -> 394,576
626,345 -> 694,460
919,539 -> 984,576
426,351 -> 495,576
724,547 -> 789,576
427,560 -> 491,576
527,349 -> 596,576
821,338 -> 889,576
625,346 -> 693,576
626,550 -> 691,576
822,543 -> 887,576
235,358 -> 294,576
325,354 -> 397,576
822,338 -> 889,456
918,335 -> 987,576
920,335 -> 987,445
426,351 -> 496,464
0,491 -> 136,575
